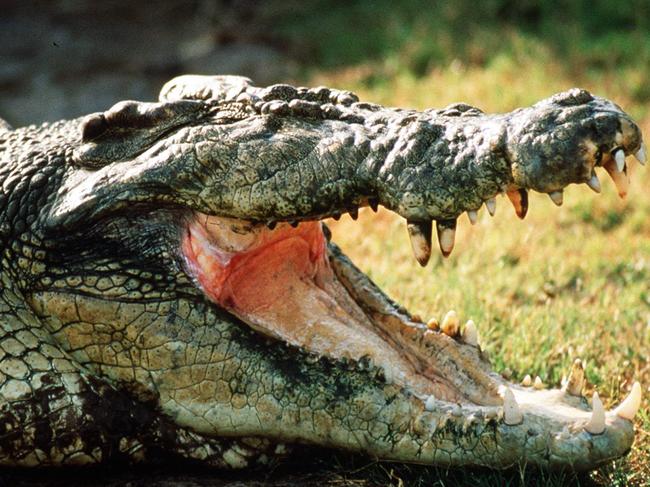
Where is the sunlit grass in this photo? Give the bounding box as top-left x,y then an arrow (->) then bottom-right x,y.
308,52 -> 650,485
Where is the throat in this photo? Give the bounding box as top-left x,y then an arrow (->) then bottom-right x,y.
183,216 -> 329,314
181,213 -> 499,404
182,215 -> 382,355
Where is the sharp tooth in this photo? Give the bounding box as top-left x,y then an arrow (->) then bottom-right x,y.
266,220 -> 277,230
563,358 -> 585,397
349,208 -> 359,220
332,212 -> 341,221
441,310 -> 460,337
548,190 -> 563,206
613,381 -> 642,421
506,189 -> 528,219
426,317 -> 439,331
521,374 -> 532,387
502,387 -> 523,425
586,171 -> 601,193
614,149 -> 626,172
427,318 -> 440,331
635,143 -> 646,165
406,220 -> 432,267
436,219 -> 457,257
462,319 -> 479,346
533,376 -> 544,390
425,395 -> 436,411
467,210 -> 478,225
585,391 -> 606,435
604,160 -> 629,198
369,198 -> 379,212
485,197 -> 497,216
290,220 -> 299,228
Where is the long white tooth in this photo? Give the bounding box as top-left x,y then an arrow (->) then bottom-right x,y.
604,160 -> 629,198
467,210 -> 478,225
549,190 -> 563,206
586,171 -> 601,193
521,374 -> 532,387
485,197 -> 496,216
585,391 -> 605,435
563,358 -> 585,396
502,387 -> 523,425
613,381 -> 642,421
614,149 -> 626,172
441,310 -> 460,337
438,227 -> 455,256
635,143 -> 646,166
436,220 -> 457,258
533,376 -> 544,390
425,394 -> 436,412
462,319 -> 478,346
406,221 -> 432,267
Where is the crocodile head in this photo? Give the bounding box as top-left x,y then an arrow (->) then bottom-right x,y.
7,76 -> 643,470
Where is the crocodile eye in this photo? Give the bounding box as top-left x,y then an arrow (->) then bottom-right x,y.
73,99 -> 209,170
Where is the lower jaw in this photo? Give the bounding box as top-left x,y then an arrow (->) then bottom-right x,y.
180,212 -> 642,449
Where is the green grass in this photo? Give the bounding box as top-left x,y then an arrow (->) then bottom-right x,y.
256,2 -> 650,484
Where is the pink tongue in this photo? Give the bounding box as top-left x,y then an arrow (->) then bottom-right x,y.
212,235 -> 324,312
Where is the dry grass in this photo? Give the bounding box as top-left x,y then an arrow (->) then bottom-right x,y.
307,54 -> 650,485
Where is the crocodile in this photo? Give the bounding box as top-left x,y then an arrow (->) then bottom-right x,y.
0,75 -> 644,472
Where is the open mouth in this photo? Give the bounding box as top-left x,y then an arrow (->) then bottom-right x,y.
182,212 -> 502,406
181,207 -> 641,434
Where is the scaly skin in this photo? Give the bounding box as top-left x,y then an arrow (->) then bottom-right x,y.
0,75 -> 644,470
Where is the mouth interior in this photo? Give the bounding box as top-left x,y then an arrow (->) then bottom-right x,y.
182,213 -> 502,405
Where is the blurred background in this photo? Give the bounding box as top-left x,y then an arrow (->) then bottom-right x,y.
1,1 -> 649,485
2,0 -> 650,125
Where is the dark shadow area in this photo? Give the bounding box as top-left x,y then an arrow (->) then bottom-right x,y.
267,0 -> 650,70
0,0 -> 294,125
0,446 -> 607,487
